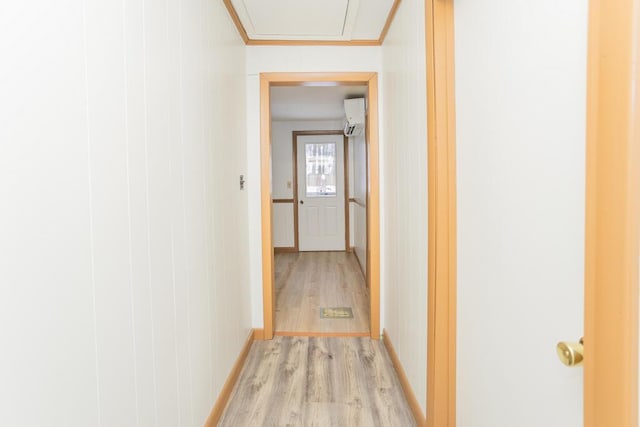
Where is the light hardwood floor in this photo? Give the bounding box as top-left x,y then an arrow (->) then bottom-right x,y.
218,336 -> 417,426
275,252 -> 369,335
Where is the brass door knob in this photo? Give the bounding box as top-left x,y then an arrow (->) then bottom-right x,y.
556,338 -> 584,367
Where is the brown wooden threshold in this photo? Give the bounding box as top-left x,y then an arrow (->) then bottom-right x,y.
275,331 -> 371,338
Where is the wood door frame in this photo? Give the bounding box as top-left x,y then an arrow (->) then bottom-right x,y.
426,0 -> 457,426
292,130 -> 350,253
584,0 -> 639,425
260,72 -> 380,340
426,0 -> 640,426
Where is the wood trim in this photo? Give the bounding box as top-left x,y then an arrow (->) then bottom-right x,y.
253,328 -> 265,341
270,81 -> 370,88
223,0 -> 401,46
204,329 -> 255,426
275,331 -> 370,338
584,0 -> 640,426
292,132 -> 300,253
221,0 -> 249,44
273,247 -> 297,254
247,39 -> 381,47
260,72 -> 380,341
263,72 -> 378,85
349,197 -> 366,208
293,130 -> 345,137
272,198 -> 294,204
425,0 -> 457,426
366,74 -> 380,339
260,75 -> 275,340
383,330 -> 427,427
378,0 -> 402,44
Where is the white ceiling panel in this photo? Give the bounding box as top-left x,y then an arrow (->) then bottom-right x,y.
227,0 -> 398,42
242,0 -> 350,38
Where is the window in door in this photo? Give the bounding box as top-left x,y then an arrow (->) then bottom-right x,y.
305,142 -> 337,197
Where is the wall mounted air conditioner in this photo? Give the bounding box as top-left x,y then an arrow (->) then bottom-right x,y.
343,98 -> 366,137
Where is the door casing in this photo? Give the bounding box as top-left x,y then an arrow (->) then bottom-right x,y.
425,0 -> 457,426
259,72 -> 380,340
584,0 -> 640,425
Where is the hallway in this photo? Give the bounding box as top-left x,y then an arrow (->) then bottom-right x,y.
275,252 -> 369,335
0,0 -> 430,422
7,0 -> 631,425
219,336 -> 416,426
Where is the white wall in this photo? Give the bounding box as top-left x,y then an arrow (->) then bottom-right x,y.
246,46 -> 382,326
271,120 -> 343,248
455,1 -> 588,426
0,1 -> 250,425
381,0 -> 428,414
351,134 -> 367,272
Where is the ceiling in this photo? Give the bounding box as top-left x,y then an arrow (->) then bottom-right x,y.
271,85 -> 368,121
224,0 -> 400,44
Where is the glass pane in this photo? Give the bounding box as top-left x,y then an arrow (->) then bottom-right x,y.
305,142 -> 337,197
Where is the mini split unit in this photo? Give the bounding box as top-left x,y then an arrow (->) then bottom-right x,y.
343,98 -> 366,137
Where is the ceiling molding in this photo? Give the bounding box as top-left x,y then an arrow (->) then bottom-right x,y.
246,39 -> 381,47
222,0 -> 250,44
222,0 -> 401,46
377,0 -> 402,44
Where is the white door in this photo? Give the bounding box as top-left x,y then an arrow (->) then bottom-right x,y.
297,134 -> 345,251
455,1 -> 588,426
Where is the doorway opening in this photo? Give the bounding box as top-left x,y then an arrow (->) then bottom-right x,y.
275,128 -> 368,335
260,72 -> 380,340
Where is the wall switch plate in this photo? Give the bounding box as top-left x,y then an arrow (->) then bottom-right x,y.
287,181 -> 291,189
239,175 -> 245,190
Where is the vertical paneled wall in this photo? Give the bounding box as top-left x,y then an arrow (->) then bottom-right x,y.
0,0 -> 250,425
381,0 -> 428,414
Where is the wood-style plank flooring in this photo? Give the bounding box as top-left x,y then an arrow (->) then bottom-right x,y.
218,336 -> 417,427
275,252 -> 369,335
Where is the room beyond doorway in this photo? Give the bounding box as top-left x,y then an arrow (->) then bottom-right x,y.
259,72 -> 381,340
275,251 -> 369,336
